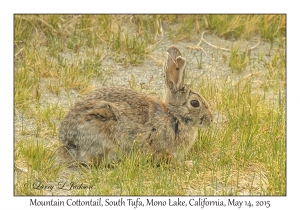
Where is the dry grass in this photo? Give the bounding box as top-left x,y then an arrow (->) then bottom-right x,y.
14,14 -> 286,196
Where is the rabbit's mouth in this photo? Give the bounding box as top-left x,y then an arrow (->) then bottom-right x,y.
198,116 -> 211,128
198,116 -> 206,127
200,116 -> 205,124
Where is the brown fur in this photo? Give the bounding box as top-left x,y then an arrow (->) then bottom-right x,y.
59,46 -> 213,165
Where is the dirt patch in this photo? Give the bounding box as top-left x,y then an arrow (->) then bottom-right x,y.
14,32 -> 284,195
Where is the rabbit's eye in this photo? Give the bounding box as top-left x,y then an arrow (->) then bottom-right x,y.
190,100 -> 200,107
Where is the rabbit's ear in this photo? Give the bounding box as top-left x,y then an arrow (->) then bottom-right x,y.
164,46 -> 186,93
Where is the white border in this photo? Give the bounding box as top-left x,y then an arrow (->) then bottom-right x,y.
3,1 -> 298,209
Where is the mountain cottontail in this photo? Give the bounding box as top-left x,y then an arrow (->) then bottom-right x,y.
59,46 -> 213,165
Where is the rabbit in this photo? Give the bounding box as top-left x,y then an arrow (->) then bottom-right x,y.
58,46 -> 213,165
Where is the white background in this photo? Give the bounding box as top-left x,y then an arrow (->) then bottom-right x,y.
1,1 -> 298,209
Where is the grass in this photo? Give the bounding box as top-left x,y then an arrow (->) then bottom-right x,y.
229,45 -> 250,73
14,14 -> 286,196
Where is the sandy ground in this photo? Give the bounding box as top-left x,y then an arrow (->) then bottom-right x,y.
14,32 -> 282,195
